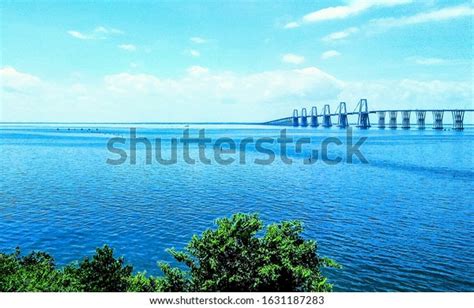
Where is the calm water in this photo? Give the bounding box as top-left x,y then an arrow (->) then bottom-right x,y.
0,124 -> 473,291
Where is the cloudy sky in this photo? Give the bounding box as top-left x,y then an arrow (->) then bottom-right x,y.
1,0 -> 472,122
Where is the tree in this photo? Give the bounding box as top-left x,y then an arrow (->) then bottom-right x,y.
0,214 -> 338,292
74,245 -> 133,292
159,213 -> 338,291
0,248 -> 80,291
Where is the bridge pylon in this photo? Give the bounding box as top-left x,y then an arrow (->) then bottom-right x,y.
452,110 -> 465,130
310,106 -> 319,127
337,102 -> 349,128
416,111 -> 426,129
301,108 -> 308,127
322,104 -> 332,127
401,111 -> 411,129
292,109 -> 299,127
389,111 -> 398,129
356,99 -> 370,128
432,111 -> 443,129
377,111 -> 386,128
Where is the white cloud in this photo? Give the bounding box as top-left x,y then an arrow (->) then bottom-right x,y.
94,26 -> 123,35
284,22 -> 300,29
321,50 -> 341,60
118,44 -> 137,52
322,27 -> 359,42
104,73 -> 161,93
189,49 -> 200,57
302,0 -> 412,24
406,56 -> 446,65
190,37 -> 207,44
67,31 -> 92,40
371,4 -> 474,28
318,4 -> 473,41
414,58 -> 445,65
282,54 -> 305,64
186,65 -> 209,75
406,56 -> 469,66
303,5 -> 359,22
103,66 -> 342,116
339,79 -> 472,110
0,67 -> 41,90
2,66 -> 471,122
67,26 -> 123,40
1,66 -> 342,122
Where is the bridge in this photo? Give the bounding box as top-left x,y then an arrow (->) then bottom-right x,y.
263,99 -> 474,130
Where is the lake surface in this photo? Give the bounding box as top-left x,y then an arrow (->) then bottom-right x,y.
0,123 -> 473,291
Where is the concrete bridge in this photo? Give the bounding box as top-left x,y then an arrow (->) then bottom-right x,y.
263,99 -> 474,130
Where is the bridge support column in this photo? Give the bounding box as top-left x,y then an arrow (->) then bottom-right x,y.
310,106 -> 319,127
356,99 -> 370,128
416,111 -> 426,129
337,102 -> 348,128
401,111 -> 411,129
389,111 -> 397,129
377,111 -> 386,129
322,104 -> 332,127
301,108 -> 308,127
432,111 -> 443,129
452,110 -> 465,130
292,109 -> 299,127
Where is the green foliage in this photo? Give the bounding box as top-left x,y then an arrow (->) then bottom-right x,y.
0,248 -> 81,291
155,263 -> 189,292
159,213 -> 338,292
0,214 -> 338,292
74,245 -> 133,291
0,246 -> 135,292
126,272 -> 157,292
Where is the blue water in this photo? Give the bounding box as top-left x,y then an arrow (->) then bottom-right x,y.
0,124 -> 473,291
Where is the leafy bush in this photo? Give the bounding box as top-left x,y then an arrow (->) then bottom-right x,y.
74,245 -> 133,291
0,248 -> 80,291
126,272 -> 157,292
0,214 -> 338,292
161,213 -> 338,291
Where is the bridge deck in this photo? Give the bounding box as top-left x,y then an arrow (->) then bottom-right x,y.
264,109 -> 474,125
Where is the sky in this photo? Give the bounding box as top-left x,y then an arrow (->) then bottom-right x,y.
0,0 -> 473,122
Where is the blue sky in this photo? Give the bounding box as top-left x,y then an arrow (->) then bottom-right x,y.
1,0 -> 472,122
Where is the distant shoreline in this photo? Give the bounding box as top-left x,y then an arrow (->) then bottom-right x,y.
1,122 -> 474,127
0,121 -> 263,125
